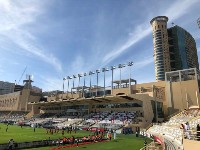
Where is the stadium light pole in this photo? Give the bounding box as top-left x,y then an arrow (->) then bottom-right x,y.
62,77 -> 66,101
78,74 -> 83,97
78,74 -> 83,87
72,75 -> 77,98
127,61 -> 134,94
72,75 -> 77,88
67,76 -> 72,98
102,67 -> 109,96
82,73 -> 87,98
111,66 -> 116,94
96,69 -> 101,97
83,73 -> 87,87
89,71 -> 95,97
118,64 -> 126,88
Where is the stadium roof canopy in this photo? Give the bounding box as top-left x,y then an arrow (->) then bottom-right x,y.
28,94 -> 147,106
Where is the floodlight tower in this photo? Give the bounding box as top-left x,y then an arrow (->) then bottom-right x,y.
78,74 -> 83,87
62,77 -> 66,100
111,66 -> 116,94
67,76 -> 72,97
118,64 -> 126,88
96,69 -> 101,96
83,73 -> 87,87
72,75 -> 77,88
127,61 -> 134,94
89,71 -> 95,97
102,67 -> 109,96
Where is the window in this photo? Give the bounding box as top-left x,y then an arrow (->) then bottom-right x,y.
158,25 -> 160,28
162,25 -> 163,28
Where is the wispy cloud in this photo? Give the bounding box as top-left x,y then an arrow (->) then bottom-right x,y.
0,0 -> 62,72
102,24 -> 151,64
133,56 -> 154,71
38,75 -> 63,91
164,0 -> 199,21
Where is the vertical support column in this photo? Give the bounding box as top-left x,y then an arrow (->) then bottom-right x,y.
179,71 -> 182,81
196,91 -> 200,108
152,85 -> 158,123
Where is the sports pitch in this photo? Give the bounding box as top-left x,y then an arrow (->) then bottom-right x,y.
0,123 -> 151,150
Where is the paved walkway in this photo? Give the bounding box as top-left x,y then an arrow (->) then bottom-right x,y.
183,139 -> 200,150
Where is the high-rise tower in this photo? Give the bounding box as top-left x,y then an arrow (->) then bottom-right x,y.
150,16 -> 171,81
150,16 -> 199,81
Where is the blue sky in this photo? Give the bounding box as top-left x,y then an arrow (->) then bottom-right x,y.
0,0 -> 200,91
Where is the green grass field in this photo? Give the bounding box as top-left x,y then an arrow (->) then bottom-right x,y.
0,123 -> 151,150
0,123 -> 90,144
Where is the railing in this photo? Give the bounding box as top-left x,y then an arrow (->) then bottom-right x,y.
0,140 -> 54,150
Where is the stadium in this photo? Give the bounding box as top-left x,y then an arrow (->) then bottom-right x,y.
0,67 -> 200,150
0,15 -> 200,150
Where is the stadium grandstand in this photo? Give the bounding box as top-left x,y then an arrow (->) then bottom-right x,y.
0,68 -> 200,149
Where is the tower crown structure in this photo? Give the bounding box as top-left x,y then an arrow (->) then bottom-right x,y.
150,16 -> 168,25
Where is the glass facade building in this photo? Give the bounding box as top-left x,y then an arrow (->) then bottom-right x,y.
168,26 -> 199,71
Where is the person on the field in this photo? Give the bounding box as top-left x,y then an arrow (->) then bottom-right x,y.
185,122 -> 191,139
82,136 -> 87,142
108,133 -> 112,141
56,138 -> 61,146
88,135 -> 91,142
8,139 -> 14,150
76,138 -> 79,147
70,136 -> 75,145
69,126 -> 72,134
92,135 -> 96,142
62,137 -> 66,145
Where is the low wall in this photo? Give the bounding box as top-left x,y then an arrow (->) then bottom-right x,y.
0,140 -> 54,150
